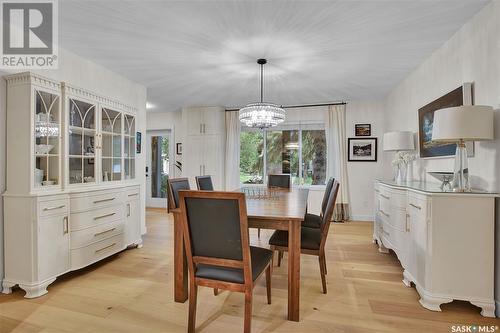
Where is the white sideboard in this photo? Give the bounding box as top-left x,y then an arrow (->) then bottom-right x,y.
373,180 -> 496,317
2,72 -> 143,298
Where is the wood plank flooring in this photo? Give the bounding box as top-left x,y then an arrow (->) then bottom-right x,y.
1,208 -> 498,332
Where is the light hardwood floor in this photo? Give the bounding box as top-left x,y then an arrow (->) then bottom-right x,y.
1,208 -> 498,333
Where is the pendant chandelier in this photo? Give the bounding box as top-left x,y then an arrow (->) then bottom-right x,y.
239,59 -> 285,129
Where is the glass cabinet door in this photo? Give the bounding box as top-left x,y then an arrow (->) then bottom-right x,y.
68,98 -> 96,184
35,90 -> 60,188
124,114 -> 135,179
101,108 -> 122,182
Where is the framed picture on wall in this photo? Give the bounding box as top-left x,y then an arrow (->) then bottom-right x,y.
348,138 -> 377,162
355,124 -> 371,136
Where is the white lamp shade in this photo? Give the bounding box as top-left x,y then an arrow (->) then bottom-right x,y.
432,105 -> 494,142
383,131 -> 415,151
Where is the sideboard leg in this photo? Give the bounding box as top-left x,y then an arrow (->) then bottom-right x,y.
419,294 -> 452,312
2,280 -> 15,294
470,301 -> 496,318
19,278 -> 56,298
402,270 -> 412,287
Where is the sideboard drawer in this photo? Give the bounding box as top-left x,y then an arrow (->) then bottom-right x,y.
39,198 -> 69,218
71,219 -> 125,249
70,189 -> 125,213
70,233 -> 125,270
70,204 -> 124,231
388,188 -> 407,210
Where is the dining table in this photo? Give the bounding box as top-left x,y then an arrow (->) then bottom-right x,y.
172,187 -> 309,322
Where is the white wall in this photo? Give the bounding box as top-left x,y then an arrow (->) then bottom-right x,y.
0,48 -> 147,279
146,111 -> 183,177
346,101 -> 385,220
382,0 -> 500,315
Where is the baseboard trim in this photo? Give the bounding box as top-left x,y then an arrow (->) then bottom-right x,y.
350,215 -> 374,222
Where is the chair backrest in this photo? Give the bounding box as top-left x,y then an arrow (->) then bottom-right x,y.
319,181 -> 340,249
320,178 -> 335,217
178,191 -> 252,284
167,178 -> 191,210
268,174 -> 291,189
195,175 -> 214,191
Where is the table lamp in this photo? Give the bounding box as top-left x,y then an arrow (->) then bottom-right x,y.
431,105 -> 494,192
383,131 -> 415,182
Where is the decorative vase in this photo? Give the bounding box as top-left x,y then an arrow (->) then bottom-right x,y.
396,164 -> 407,184
406,161 -> 413,183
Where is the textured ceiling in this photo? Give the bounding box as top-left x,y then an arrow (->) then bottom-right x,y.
59,0 -> 488,112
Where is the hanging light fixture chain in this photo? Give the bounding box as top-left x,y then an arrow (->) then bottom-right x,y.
260,61 -> 264,103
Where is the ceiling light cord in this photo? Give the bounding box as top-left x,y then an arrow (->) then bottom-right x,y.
260,61 -> 264,103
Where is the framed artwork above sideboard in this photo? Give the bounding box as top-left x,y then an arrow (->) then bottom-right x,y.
418,82 -> 474,158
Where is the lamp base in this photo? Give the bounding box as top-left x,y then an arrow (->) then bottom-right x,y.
452,140 -> 470,192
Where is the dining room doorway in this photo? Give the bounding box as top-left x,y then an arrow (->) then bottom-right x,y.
146,130 -> 173,208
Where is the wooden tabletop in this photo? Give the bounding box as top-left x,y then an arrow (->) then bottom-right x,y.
237,187 -> 309,221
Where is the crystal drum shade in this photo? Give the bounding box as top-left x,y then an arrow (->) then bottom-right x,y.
239,102 -> 286,129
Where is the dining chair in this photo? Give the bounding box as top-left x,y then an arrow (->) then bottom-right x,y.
302,177 -> 334,229
195,175 -> 214,191
267,174 -> 291,189
256,174 -> 292,238
268,181 -> 339,294
178,190 -> 273,333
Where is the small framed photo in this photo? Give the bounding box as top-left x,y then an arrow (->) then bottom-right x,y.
176,143 -> 182,155
355,124 -> 371,136
348,138 -> 377,162
136,132 -> 142,154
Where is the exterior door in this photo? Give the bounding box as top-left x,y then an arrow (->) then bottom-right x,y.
146,130 -> 172,208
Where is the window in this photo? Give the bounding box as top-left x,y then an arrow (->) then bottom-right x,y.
240,125 -> 326,185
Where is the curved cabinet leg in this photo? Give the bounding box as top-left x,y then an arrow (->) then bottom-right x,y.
19,278 -> 56,298
378,242 -> 389,254
419,294 -> 452,312
470,301 -> 495,318
2,280 -> 16,294
402,270 -> 412,287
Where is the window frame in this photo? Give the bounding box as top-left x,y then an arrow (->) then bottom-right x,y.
240,123 -> 326,188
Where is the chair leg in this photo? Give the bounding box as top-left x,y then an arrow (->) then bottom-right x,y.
322,253 -> 327,275
277,250 -> 282,267
258,228 -> 261,238
213,288 -> 218,296
244,291 -> 253,333
319,254 -> 327,294
188,282 -> 198,333
265,263 -> 272,305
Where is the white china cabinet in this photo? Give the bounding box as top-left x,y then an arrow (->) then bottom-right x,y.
2,72 -> 142,298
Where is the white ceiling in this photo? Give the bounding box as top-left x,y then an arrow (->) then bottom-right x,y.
59,0 -> 488,112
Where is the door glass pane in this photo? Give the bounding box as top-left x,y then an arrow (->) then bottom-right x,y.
34,90 -> 60,187
112,159 -> 122,181
69,158 -> 82,184
302,130 -> 327,185
102,158 -> 112,182
151,135 -> 169,198
83,158 -> 95,183
266,130 -> 299,185
125,114 -> 136,180
240,131 -> 264,184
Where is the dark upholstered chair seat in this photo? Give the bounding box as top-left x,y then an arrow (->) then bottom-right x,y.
195,246 -> 273,284
303,213 -> 322,229
269,227 -> 322,251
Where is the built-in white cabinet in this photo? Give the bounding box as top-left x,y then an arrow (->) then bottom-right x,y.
373,180 -> 496,317
182,106 -> 226,189
2,72 -> 143,298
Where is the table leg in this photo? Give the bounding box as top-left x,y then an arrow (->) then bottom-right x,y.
174,214 -> 188,303
287,220 -> 301,321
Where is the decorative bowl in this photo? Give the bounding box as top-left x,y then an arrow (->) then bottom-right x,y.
35,144 -> 54,154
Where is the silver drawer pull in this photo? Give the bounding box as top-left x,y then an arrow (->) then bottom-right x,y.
44,205 -> 65,211
93,198 -> 116,204
128,193 -> 139,197
379,210 -> 390,217
95,243 -> 116,254
409,203 -> 421,210
380,194 -> 390,199
94,228 -> 116,237
374,189 -> 380,193
94,213 -> 116,220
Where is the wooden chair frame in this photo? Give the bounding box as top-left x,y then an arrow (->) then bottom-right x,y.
195,175 -> 213,191
271,181 -> 339,294
178,190 -> 272,333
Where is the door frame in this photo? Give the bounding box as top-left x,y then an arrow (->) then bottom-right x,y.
146,129 -> 174,208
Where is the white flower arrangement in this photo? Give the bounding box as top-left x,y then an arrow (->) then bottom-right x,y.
392,151 -> 416,167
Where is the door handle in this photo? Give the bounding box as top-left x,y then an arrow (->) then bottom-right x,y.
405,213 -> 410,232
63,216 -> 69,235
94,212 -> 116,220
127,203 -> 131,217
409,203 -> 421,210
203,123 -> 206,134
44,204 -> 65,211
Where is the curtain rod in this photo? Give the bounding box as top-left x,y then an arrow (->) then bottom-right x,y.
225,101 -> 347,112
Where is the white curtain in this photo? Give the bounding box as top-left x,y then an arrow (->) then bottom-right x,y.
326,104 -> 351,222
225,111 -> 241,190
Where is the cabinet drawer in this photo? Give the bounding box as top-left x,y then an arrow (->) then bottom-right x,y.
71,219 -> 125,249
70,204 -> 124,231
39,198 -> 69,218
70,190 -> 125,213
125,186 -> 140,199
70,233 -> 125,270
388,188 -> 407,210
407,193 -> 428,221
